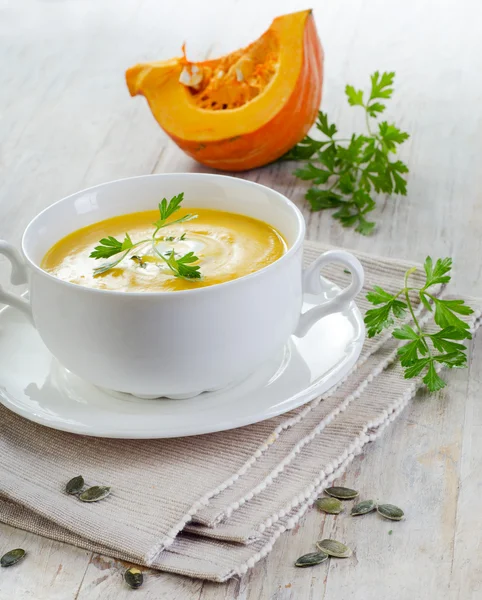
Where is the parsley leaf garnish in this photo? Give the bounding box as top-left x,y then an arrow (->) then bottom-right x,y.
283,71 -> 409,234
90,193 -> 201,281
364,286 -> 407,336
153,193 -> 197,232
90,233 -> 133,260
364,256 -> 473,392
165,250 -> 201,279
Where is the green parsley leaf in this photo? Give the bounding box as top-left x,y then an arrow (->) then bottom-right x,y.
338,172 -> 355,194
286,71 -> 409,234
165,250 -> 201,280
90,234 -> 133,260
317,144 -> 337,171
404,358 -> 431,379
352,189 -> 376,213
294,164 -> 331,184
364,304 -> 394,337
151,193 -> 197,232
434,352 -> 467,368
423,257 -> 452,288
315,112 -> 337,138
153,193 -> 184,228
369,71 -> 395,101
392,324 -> 420,340
366,102 -> 385,118
364,256 -> 473,394
430,326 -> 472,341
122,233 -> 133,250
359,138 -> 377,164
93,249 -> 133,276
387,160 -> 409,195
422,362 -> 446,392
345,85 -> 364,107
366,285 -> 397,304
365,303 -> 408,337
364,285 -> 408,337
430,327 -> 471,354
433,298 -> 473,331
306,188 -> 344,210
281,136 -> 325,161
378,122 -> 410,152
355,215 -> 376,235
91,193 -> 202,280
394,326 -> 428,366
398,339 -> 427,366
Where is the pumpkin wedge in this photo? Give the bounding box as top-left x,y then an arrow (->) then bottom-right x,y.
126,10 -> 323,171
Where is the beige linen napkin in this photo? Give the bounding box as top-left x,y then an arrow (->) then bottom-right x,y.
1,241 -> 480,581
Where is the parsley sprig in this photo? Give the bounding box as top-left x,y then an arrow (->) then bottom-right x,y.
283,72 -> 409,235
90,193 -> 201,280
365,257 -> 474,392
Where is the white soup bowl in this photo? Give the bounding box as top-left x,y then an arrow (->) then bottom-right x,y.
0,174 -> 364,398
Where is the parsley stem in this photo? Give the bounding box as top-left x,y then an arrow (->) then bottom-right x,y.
152,214 -> 196,238
403,269 -> 431,355
364,107 -> 372,136
152,242 -> 176,275
91,194 -> 201,279
151,241 -> 200,281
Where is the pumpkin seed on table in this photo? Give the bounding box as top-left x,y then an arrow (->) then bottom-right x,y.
316,539 -> 353,558
315,497 -> 343,514
324,486 -> 359,500
295,551 -> 329,568
79,485 -> 111,503
1,548 -> 26,568
124,566 -> 144,589
377,504 -> 404,521
351,499 -> 376,516
65,475 -> 85,495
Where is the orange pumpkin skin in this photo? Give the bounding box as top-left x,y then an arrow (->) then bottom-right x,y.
127,10 -> 323,171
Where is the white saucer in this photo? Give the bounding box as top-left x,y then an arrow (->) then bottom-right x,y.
0,280 -> 364,438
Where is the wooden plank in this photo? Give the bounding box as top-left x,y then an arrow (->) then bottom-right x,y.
76,557 -> 203,600
0,0 -> 482,597
0,524 -> 91,599
451,330 -> 482,599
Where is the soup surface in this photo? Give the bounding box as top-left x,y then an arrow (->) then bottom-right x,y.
41,208 -> 287,292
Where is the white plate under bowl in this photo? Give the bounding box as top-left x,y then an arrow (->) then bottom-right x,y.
0,279 -> 364,438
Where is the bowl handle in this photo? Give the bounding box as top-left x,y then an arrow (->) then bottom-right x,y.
0,241 -> 33,323
294,250 -> 364,338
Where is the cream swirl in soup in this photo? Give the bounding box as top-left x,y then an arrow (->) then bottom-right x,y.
41,208 -> 287,292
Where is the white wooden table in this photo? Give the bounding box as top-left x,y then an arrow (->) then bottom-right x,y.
1,0 -> 481,598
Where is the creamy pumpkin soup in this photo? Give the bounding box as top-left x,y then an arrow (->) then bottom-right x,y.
42,207 -> 287,292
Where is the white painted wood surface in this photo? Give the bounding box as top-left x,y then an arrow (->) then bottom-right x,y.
1,0 -> 481,597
